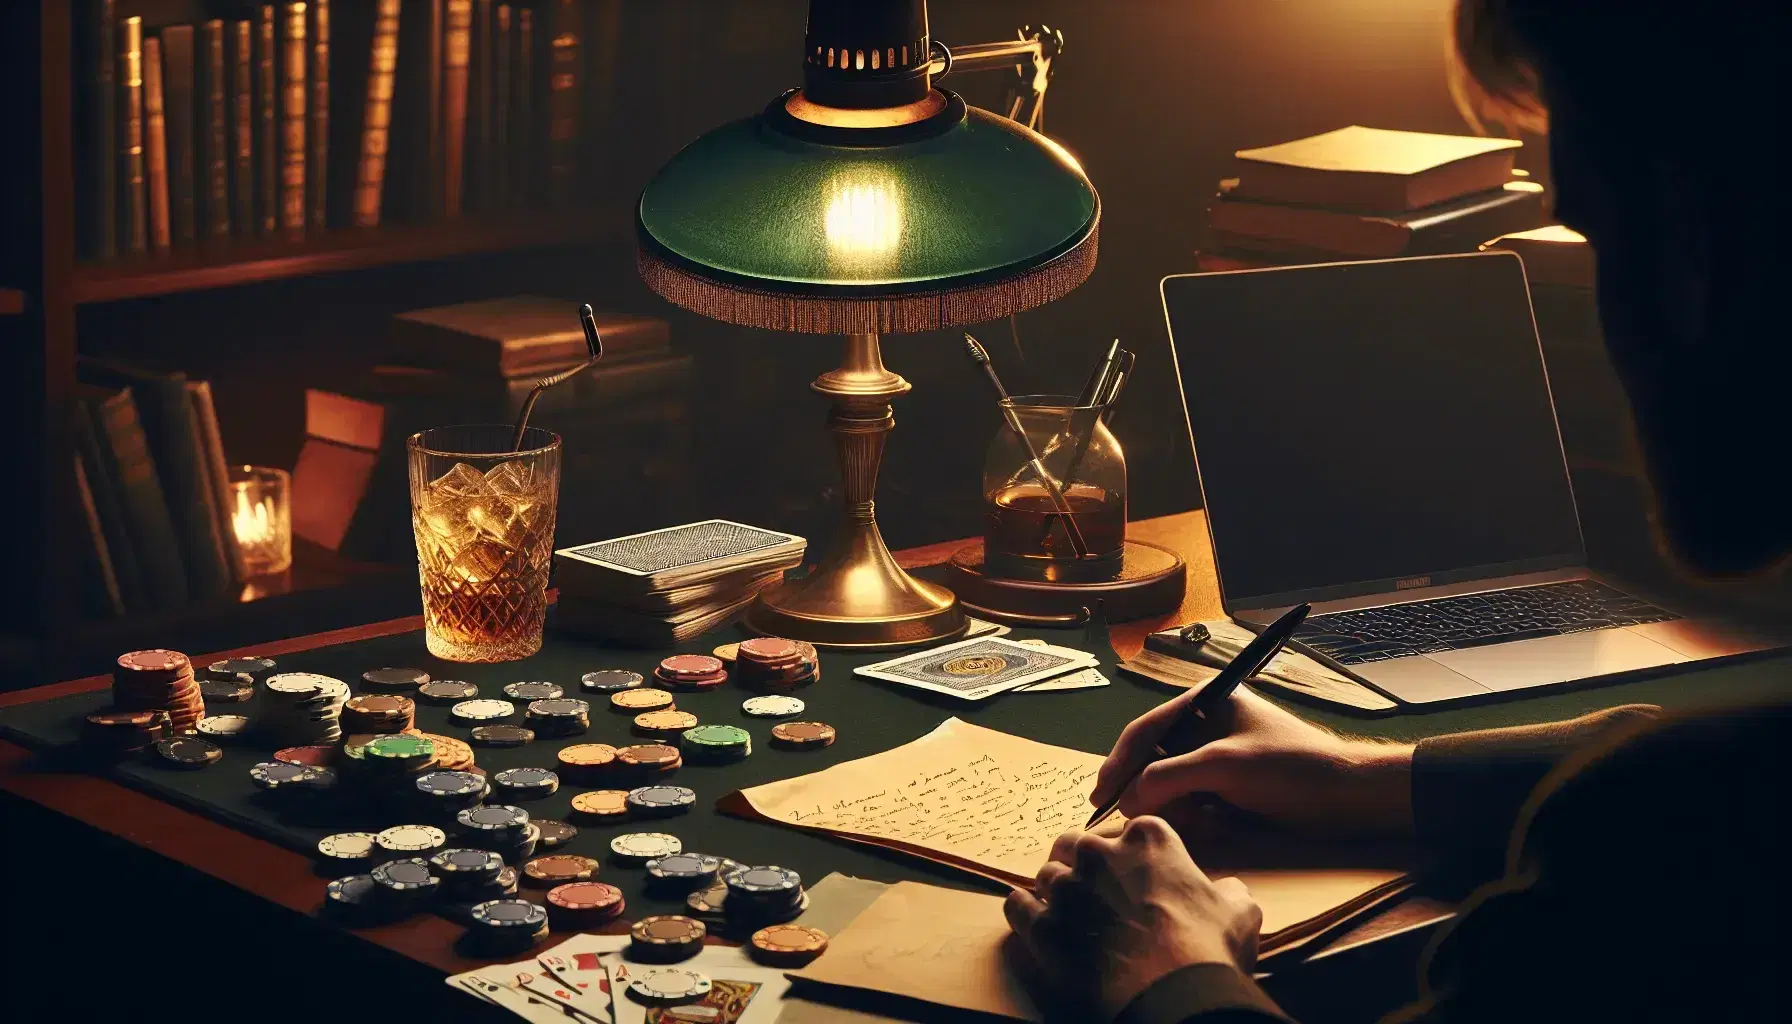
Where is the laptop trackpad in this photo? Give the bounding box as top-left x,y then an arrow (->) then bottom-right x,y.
1429,628 -> 1689,692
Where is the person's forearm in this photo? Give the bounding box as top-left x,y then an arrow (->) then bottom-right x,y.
1115,963 -> 1295,1024
1411,704 -> 1660,890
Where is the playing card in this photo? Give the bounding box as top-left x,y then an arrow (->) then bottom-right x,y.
1017,667 -> 1111,692
855,636 -> 1097,701
961,616 -> 1012,640
609,949 -> 790,1024
555,520 -> 806,592
515,969 -> 609,1024
456,973 -> 594,1024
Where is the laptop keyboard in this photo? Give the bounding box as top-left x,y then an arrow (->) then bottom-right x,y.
1295,580 -> 1681,665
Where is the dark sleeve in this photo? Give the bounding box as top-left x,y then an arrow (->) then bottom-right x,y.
1411,704 -> 1659,892
1115,963 -> 1294,1024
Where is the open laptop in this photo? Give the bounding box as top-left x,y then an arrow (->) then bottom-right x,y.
1162,251 -> 1780,708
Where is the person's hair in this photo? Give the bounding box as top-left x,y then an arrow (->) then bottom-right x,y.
1446,0 -> 1547,135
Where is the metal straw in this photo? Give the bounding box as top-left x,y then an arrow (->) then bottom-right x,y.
511,304 -> 604,452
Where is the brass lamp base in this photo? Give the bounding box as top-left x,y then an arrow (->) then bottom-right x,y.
745,333 -> 967,649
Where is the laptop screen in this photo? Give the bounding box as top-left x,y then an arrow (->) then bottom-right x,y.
1163,252 -> 1585,609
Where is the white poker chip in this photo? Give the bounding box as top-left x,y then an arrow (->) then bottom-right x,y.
741,695 -> 805,718
450,698 -> 516,721
376,824 -> 446,852
611,832 -> 682,860
196,714 -> 250,737
265,672 -> 342,695
628,968 -> 712,1004
317,832 -> 377,861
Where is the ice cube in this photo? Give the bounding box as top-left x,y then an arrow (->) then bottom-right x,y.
484,459 -> 535,498
467,495 -> 523,547
417,492 -> 482,543
447,537 -> 514,583
430,462 -> 491,500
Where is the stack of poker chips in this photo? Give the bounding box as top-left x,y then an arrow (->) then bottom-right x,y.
355,733 -> 438,787
260,672 -> 349,745
457,803 -> 541,865
466,898 -> 550,953
340,694 -> 416,735
414,770 -> 489,821
645,852 -> 727,897
546,880 -> 626,930
493,766 -> 560,803
556,743 -> 618,785
415,732 -> 477,772
375,824 -> 449,863
369,856 -> 442,915
81,708 -> 168,757
250,759 -> 339,800
430,847 -> 512,922
732,638 -> 820,691
681,724 -> 752,764
614,743 -> 683,783
653,655 -> 729,693
198,656 -> 273,704
521,853 -> 601,889
113,650 -> 205,734
721,865 -> 808,936
629,915 -> 708,963
525,698 -> 591,737
362,667 -> 431,693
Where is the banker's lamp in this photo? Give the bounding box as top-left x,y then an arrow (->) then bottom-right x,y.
636,0 -> 1099,648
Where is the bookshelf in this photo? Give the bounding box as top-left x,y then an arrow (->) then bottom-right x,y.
5,0 -> 625,686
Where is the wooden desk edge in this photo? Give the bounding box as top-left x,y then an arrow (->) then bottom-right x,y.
0,510 -> 1439,979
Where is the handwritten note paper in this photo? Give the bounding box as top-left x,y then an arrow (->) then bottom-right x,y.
725,718 -> 1109,887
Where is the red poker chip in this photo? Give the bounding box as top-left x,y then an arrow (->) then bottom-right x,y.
658,654 -> 725,679
547,880 -> 625,919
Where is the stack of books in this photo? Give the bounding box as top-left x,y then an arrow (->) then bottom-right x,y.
552,522 -> 808,646
1196,125 -> 1547,271
75,0 -> 588,262
73,358 -> 249,618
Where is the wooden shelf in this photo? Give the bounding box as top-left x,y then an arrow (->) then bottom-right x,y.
72,209 -> 611,305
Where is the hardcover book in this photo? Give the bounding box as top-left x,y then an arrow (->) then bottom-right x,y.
1232,125 -> 1523,213
119,15 -> 147,253
199,20 -> 232,238
256,5 -> 278,233
85,386 -> 191,610
352,0 -> 402,227
159,25 -> 198,245
278,2 -> 308,233
441,0 -> 472,217
307,0 -> 330,230
80,0 -> 117,260
230,20 -> 254,236
142,35 -> 170,250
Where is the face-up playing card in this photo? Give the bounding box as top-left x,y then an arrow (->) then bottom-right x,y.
855,636 -> 1097,700
1017,667 -> 1111,692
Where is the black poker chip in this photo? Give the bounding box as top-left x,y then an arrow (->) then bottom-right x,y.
470,725 -> 535,748
626,785 -> 697,818
503,681 -> 563,701
527,698 -> 588,718
199,676 -> 255,703
418,680 -> 479,705
431,847 -> 505,882
458,804 -> 530,835
581,670 -> 645,693
417,770 -> 486,799
493,767 -> 559,799
371,857 -> 440,898
362,667 -> 430,690
155,736 -> 221,768
532,820 -> 578,849
647,852 -> 724,890
207,657 -> 275,677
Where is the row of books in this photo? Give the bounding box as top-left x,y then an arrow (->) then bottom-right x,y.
76,0 -> 587,262
73,359 -> 250,618
1196,125 -> 1548,271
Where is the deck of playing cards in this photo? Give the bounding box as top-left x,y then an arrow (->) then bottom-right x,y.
854,636 -> 1101,701
553,520 -> 806,646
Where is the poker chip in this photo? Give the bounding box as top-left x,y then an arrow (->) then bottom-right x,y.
207,656 -> 275,677
492,821 -> 542,865
249,760 -> 317,788
196,714 -> 250,739
273,745 -> 335,766
361,666 -> 430,691
317,832 -> 378,863
734,637 -> 820,691
625,785 -> 696,818
610,832 -> 681,865
431,847 -> 505,882
363,734 -> 436,769
646,852 -> 723,892
726,865 -> 802,896
686,882 -> 729,917
532,820 -> 578,849
681,724 -> 751,764
581,669 -> 644,693
119,648 -> 190,675
457,804 -> 530,837
323,873 -> 378,918
470,898 -> 548,930
556,743 -> 617,773
340,693 -> 416,734
751,924 -> 829,966
570,789 -> 631,821
770,721 -> 836,750
450,698 -> 516,723
724,865 -> 809,930
610,688 -> 675,713
259,672 -> 349,745
417,679 -> 479,704
416,770 -> 486,805
503,681 -> 564,701
629,967 -> 713,1003
376,824 -> 447,855
198,676 -> 254,703
82,709 -> 168,755
525,697 -> 591,738
371,856 -> 440,895
614,743 -> 682,774
470,724 -> 535,747
629,916 -> 707,963
522,854 -> 600,887
741,694 -> 805,718
546,881 -> 625,926
633,709 -> 699,740
711,643 -> 740,664
738,638 -> 798,662
658,654 -> 725,679
493,767 -> 559,800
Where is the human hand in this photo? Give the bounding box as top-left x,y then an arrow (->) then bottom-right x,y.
1090,686 -> 1414,838
1005,817 -> 1262,1021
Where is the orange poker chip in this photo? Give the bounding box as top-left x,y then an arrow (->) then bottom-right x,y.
738,637 -> 800,663
611,688 -> 675,712
633,710 -> 699,738
274,745 -> 337,766
558,743 -> 618,768
770,721 -> 836,749
547,880 -> 625,915
523,854 -> 600,886
751,924 -> 829,966
711,643 -> 740,664
570,789 -> 631,819
116,649 -> 191,674
658,654 -> 725,679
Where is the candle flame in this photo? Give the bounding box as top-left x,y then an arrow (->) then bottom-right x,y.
233,485 -> 273,545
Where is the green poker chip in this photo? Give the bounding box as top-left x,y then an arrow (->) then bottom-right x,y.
363,735 -> 435,760
681,724 -> 751,764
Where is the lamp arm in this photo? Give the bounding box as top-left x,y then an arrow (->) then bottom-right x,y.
930,24 -> 1063,131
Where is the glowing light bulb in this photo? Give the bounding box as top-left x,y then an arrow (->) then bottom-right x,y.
823,174 -> 903,255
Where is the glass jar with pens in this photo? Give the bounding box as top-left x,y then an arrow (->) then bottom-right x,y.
982,395 -> 1128,583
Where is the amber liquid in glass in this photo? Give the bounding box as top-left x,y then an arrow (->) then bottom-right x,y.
985,483 -> 1126,564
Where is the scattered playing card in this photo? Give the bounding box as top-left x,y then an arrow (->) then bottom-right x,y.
855,636 -> 1096,701
1017,667 -> 1111,692
962,616 -> 1012,640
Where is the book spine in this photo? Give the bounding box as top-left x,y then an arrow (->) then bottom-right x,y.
143,36 -> 170,251
279,3 -> 308,234
469,0 -> 491,213
514,6 -> 532,208
160,25 -> 197,245
92,390 -> 190,609
256,6 -> 277,234
119,16 -> 147,254
230,20 -> 255,236
200,20 -> 231,238
442,0 -> 472,218
493,4 -> 510,209
85,0 -> 117,260
353,0 -> 402,227
73,448 -> 125,617
189,381 -> 248,583
308,0 -> 329,230
547,0 -> 580,208
74,402 -> 145,613
169,385 -> 233,597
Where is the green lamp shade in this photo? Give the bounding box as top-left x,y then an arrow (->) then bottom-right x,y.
637,98 -> 1099,335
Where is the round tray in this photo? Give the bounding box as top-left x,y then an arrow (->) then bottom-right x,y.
942,539 -> 1186,627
